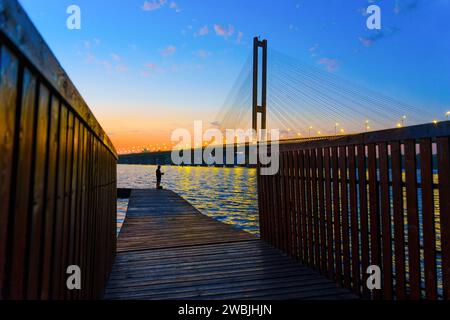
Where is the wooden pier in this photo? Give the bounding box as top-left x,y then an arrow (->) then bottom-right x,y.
104,189 -> 355,300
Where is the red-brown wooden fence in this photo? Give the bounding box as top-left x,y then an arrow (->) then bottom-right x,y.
0,0 -> 117,299
258,122 -> 450,299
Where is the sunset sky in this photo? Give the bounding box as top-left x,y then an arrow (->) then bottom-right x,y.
19,0 -> 450,153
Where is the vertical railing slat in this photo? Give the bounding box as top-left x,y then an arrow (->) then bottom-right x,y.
379,142 -> 393,299
331,146 -> 342,284
357,144 -> 370,298
391,141 -> 406,299
9,69 -> 37,299
274,158 -> 282,250
317,148 -> 327,273
284,152 -> 293,256
0,47 -> 18,300
26,84 -> 49,299
339,146 -> 351,288
404,139 -> 421,300
311,149 -> 321,269
305,149 -> 314,266
289,151 -> 298,259
324,147 -> 334,279
368,144 -> 381,299
281,152 -> 289,253
299,150 -> 308,263
420,138 -> 437,299
348,145 -> 360,294
269,165 -> 276,246
294,150 -> 303,260
40,97 -> 61,299
67,118 -> 80,299
437,137 -> 450,300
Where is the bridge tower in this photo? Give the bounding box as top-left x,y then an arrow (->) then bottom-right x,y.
252,37 -> 268,136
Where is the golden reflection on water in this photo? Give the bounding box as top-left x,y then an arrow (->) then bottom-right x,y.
117,164 -> 259,235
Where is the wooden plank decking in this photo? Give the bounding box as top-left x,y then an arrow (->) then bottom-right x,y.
104,189 -> 355,300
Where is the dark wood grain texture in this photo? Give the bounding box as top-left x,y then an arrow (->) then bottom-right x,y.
105,189 -> 355,300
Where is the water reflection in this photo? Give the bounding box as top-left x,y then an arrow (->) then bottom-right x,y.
117,164 -> 259,235
116,199 -> 128,236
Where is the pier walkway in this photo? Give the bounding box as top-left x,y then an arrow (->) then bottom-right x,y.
104,189 -> 355,300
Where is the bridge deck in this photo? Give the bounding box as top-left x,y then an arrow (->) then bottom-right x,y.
104,189 -> 355,300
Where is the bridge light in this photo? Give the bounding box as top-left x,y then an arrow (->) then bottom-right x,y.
433,119 -> 439,125
401,115 -> 407,127
396,123 -> 402,128
334,123 -> 339,135
446,111 -> 450,120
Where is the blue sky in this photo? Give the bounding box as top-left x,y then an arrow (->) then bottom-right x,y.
19,0 -> 450,151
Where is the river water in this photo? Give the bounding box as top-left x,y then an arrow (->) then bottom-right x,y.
116,164 -> 259,235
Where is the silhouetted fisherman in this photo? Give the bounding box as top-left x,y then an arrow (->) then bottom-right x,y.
156,165 -> 164,189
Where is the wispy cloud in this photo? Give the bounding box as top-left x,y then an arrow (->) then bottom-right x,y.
394,0 -> 419,14
194,25 -> 209,36
214,24 -> 235,38
116,64 -> 129,73
309,43 -> 319,57
358,27 -> 400,47
84,38 -> 101,50
80,38 -> 129,74
111,53 -> 121,62
142,0 -> 166,11
318,58 -> 340,72
141,62 -> 160,77
142,0 -> 181,13
98,60 -> 113,73
86,52 -> 96,63
357,7 -> 370,16
236,31 -> 244,44
194,49 -> 211,59
160,45 -> 176,57
170,1 -> 182,13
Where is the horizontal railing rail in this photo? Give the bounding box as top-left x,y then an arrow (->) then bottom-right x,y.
258,121 -> 450,300
0,0 -> 117,299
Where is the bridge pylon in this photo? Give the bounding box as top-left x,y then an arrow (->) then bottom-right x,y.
252,37 -> 267,138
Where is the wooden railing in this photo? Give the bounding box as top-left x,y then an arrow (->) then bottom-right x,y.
0,0 -> 117,299
258,122 -> 450,300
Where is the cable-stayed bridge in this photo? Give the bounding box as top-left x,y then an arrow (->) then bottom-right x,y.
215,40 -> 435,140
121,37 -> 441,165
